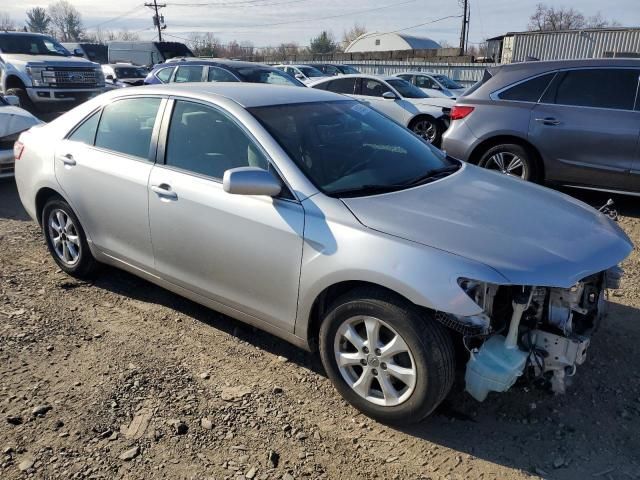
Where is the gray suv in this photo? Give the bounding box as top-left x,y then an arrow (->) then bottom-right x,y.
442,59 -> 640,194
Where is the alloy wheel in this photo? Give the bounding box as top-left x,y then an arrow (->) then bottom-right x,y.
412,119 -> 437,144
484,151 -> 527,179
47,209 -> 81,266
333,315 -> 417,407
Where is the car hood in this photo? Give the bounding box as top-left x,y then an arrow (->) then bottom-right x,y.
4,54 -> 96,68
341,165 -> 633,287
409,97 -> 455,109
0,106 -> 41,138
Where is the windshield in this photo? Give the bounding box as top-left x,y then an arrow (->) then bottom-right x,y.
235,67 -> 304,86
249,100 -> 453,197
386,79 -> 428,99
155,42 -> 194,60
0,34 -> 70,56
114,67 -> 148,78
433,74 -> 463,89
298,66 -> 325,78
338,65 -> 359,74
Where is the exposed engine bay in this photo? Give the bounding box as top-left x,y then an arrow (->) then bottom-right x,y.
446,266 -> 624,401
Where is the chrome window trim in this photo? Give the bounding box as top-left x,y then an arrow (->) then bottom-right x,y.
489,70 -> 558,103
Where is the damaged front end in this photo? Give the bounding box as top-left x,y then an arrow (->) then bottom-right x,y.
445,267 -> 624,401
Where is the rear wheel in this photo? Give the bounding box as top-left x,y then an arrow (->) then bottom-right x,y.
42,198 -> 98,278
319,288 -> 455,425
478,143 -> 540,182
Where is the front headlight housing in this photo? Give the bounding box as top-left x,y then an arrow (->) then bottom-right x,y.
26,66 -> 47,87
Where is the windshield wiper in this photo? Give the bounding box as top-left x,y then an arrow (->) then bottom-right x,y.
400,163 -> 461,188
329,184 -> 408,198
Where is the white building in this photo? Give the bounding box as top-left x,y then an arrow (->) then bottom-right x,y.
344,32 -> 441,53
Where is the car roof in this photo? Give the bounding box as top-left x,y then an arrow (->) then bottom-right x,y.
394,71 -> 441,76
110,82 -> 347,108
154,59 -> 275,70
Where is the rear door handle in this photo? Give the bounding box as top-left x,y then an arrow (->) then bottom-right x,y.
151,184 -> 178,200
61,153 -> 76,166
535,117 -> 561,126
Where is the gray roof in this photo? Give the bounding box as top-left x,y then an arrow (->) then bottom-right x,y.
114,82 -> 345,108
396,34 -> 441,50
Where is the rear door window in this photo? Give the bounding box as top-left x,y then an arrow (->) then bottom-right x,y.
326,77 -> 357,94
415,75 -> 436,89
498,72 -> 555,102
174,65 -> 204,83
94,98 -> 162,160
359,79 -> 388,97
541,68 -> 640,110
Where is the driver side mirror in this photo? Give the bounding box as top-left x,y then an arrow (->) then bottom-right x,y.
105,74 -> 115,81
4,95 -> 20,107
73,48 -> 84,57
382,91 -> 397,100
223,167 -> 282,197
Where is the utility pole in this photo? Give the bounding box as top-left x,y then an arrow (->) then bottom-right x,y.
145,0 -> 166,41
459,0 -> 469,56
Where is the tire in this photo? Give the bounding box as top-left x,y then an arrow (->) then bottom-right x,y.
409,116 -> 442,146
478,143 -> 540,182
5,87 -> 37,114
42,198 -> 98,278
319,288 -> 455,425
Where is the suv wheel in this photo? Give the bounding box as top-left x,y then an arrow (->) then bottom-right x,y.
42,198 -> 98,278
6,87 -> 37,114
319,288 -> 455,425
478,143 -> 539,182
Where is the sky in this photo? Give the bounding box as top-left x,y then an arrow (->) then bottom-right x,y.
4,0 -> 640,48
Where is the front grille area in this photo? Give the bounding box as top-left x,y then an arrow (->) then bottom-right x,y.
51,67 -> 99,87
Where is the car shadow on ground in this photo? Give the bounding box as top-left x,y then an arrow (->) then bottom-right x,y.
0,179 -> 30,221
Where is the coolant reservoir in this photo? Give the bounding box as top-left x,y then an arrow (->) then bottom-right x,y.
465,335 -> 528,401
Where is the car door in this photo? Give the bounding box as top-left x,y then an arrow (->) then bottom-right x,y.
54,96 -> 165,269
529,67 -> 640,191
353,78 -> 408,125
172,64 -> 206,83
147,98 -> 305,332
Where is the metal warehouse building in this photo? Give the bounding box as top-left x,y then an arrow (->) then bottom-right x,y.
344,32 -> 441,53
487,27 -> 640,63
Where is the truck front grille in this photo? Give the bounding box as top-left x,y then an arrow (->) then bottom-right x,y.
52,67 -> 99,87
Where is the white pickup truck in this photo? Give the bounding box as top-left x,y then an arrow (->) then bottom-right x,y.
0,32 -> 105,115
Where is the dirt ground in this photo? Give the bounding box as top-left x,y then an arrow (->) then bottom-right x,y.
1,178 -> 639,480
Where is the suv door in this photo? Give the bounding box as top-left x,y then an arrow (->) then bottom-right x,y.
54,97 -> 165,269
147,99 -> 304,332
529,67 -> 640,191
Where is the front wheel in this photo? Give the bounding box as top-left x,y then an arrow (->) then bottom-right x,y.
319,288 -> 455,425
410,116 -> 442,146
42,198 -> 98,278
5,87 -> 37,114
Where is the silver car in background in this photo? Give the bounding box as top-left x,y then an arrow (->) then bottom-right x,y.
14,83 -> 632,424
442,58 -> 640,194
394,72 -> 467,100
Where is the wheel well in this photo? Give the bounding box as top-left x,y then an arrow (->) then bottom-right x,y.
468,135 -> 545,180
306,281 -> 414,351
5,75 -> 26,91
35,188 -> 64,226
408,114 -> 437,129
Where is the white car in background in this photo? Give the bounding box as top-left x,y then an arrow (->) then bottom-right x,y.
0,94 -> 41,178
275,64 -> 328,84
394,72 -> 467,100
102,63 -> 148,90
310,74 -> 453,145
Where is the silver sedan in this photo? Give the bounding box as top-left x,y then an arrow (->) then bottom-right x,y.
14,83 -> 632,424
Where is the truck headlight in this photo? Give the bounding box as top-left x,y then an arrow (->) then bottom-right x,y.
26,66 -> 46,87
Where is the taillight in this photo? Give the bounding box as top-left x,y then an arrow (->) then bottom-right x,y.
450,105 -> 475,121
14,140 -> 25,160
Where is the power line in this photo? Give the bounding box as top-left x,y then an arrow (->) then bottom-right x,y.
85,5 -> 145,30
167,0 -> 310,6
145,0 -> 167,41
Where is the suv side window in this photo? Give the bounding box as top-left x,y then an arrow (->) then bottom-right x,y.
95,98 -> 161,159
360,79 -> 387,97
542,68 -> 640,110
174,65 -> 204,83
155,66 -> 174,83
68,110 -> 101,145
165,100 -> 269,179
207,66 -> 239,82
498,72 -> 555,102
326,77 -> 357,94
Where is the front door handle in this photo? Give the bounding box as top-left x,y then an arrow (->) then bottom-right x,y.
61,153 -> 76,166
151,184 -> 178,200
535,117 -> 561,126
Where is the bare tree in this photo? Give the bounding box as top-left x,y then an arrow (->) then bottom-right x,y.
48,0 -> 84,41
341,23 -> 366,49
26,7 -> 51,34
528,3 -> 620,31
189,32 -> 221,57
0,13 -> 16,31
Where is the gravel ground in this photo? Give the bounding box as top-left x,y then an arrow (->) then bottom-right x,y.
1,178 -> 639,480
